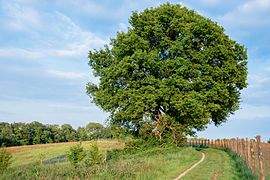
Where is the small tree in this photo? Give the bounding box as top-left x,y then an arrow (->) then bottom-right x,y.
84,143 -> 104,167
268,139 -> 270,143
67,144 -> 86,168
0,150 -> 12,174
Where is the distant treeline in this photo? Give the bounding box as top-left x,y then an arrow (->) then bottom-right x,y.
0,121 -> 125,147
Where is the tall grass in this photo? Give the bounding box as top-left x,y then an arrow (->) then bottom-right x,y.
1,142 -> 201,179
224,148 -> 257,180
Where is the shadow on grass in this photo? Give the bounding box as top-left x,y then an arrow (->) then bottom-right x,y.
43,155 -> 67,165
186,144 -> 209,151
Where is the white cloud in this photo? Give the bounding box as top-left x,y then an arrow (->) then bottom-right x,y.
0,99 -> 108,127
0,7 -> 106,59
218,0 -> 270,29
0,48 -> 43,60
47,70 -> 88,80
248,74 -> 270,88
265,66 -> 270,72
56,0 -> 161,20
56,0 -> 106,18
1,1 -> 41,31
240,0 -> 270,13
44,12 -> 107,57
231,104 -> 270,120
201,0 -> 221,5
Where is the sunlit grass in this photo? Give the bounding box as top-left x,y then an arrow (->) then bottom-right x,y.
3,139 -> 124,167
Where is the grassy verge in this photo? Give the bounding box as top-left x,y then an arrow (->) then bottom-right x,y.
224,148 -> 257,180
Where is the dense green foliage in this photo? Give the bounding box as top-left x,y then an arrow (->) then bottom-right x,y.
87,3 -> 248,140
0,150 -> 12,174
0,121 -> 116,147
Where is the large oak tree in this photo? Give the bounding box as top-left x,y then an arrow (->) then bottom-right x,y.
87,3 -> 247,139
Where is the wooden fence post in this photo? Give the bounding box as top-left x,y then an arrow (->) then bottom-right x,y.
234,139 -> 237,152
250,139 -> 256,174
236,138 -> 239,154
239,139 -> 242,157
241,139 -> 245,160
246,138 -> 251,167
256,136 -> 265,180
232,139 -> 234,152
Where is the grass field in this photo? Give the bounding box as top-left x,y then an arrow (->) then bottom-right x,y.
3,140 -> 124,167
1,140 -> 258,179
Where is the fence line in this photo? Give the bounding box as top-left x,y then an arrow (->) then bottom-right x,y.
187,136 -> 270,180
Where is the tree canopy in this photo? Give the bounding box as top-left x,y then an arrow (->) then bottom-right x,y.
87,3 -> 247,138
0,121 -> 113,147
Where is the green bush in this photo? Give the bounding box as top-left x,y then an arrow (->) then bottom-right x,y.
84,143 -> 104,167
67,144 -> 86,168
0,150 -> 12,174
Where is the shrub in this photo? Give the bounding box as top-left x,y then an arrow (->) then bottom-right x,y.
84,143 -> 104,167
0,150 -> 12,174
67,144 -> 86,168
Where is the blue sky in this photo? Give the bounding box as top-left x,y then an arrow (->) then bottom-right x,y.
0,0 -> 269,141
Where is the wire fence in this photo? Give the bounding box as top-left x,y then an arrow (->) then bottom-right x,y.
187,136 -> 270,180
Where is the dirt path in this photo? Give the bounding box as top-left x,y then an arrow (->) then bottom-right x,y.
174,152 -> 205,180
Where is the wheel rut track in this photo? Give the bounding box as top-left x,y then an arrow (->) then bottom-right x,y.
174,152 -> 205,180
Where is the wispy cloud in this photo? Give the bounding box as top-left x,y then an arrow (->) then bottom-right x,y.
218,0 -> 270,29
0,48 -> 43,60
232,103 -> 270,120
45,12 -> 107,58
47,70 -> 88,80
1,1 -> 41,31
201,0 -> 221,5
240,0 -> 270,13
248,74 -> 270,89
0,6 -> 106,59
